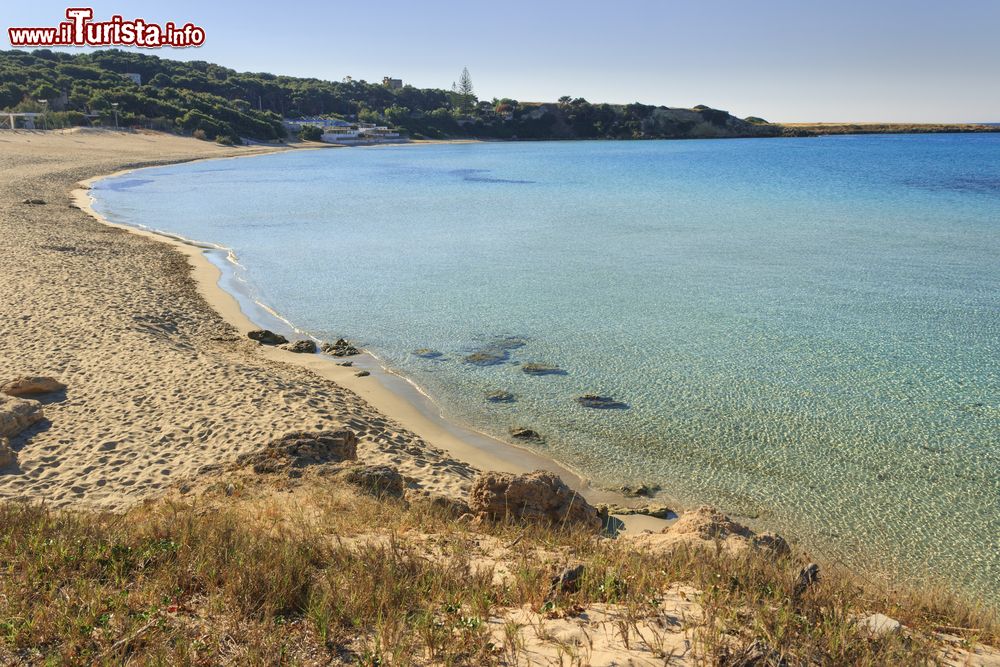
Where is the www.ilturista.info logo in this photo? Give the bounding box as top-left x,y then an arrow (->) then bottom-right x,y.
8,8 -> 205,48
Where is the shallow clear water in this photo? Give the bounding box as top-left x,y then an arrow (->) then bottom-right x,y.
92,135 -> 1000,600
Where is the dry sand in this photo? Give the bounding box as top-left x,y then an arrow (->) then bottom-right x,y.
0,128 -> 657,526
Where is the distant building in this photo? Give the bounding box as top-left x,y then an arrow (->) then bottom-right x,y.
122,72 -> 142,85
382,76 -> 403,90
320,123 -> 401,144
283,117 -> 352,132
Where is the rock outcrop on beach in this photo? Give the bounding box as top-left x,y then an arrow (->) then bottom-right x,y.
468,470 -> 602,530
337,464 -> 405,498
280,340 -> 317,354
321,339 -> 360,357
630,506 -> 790,557
0,437 -> 16,469
1,376 -> 66,397
237,429 -> 358,474
247,329 -> 288,345
0,395 -> 45,439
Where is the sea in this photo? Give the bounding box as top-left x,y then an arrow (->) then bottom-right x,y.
91,134 -> 1000,601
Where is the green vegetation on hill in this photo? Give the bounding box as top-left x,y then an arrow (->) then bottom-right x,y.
0,49 -> 780,142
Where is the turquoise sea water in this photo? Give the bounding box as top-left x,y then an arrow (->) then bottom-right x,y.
92,135 -> 1000,601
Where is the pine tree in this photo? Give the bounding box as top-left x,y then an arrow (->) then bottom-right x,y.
457,67 -> 475,113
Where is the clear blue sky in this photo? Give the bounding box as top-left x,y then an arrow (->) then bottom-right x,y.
5,0 -> 999,122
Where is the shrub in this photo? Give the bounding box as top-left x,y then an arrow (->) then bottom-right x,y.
297,124 -> 323,141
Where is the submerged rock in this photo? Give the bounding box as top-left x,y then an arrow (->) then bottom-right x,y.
355,370 -> 370,377
486,390 -> 516,404
280,339 -> 317,354
510,427 -> 542,441
603,503 -> 675,519
412,348 -> 443,359
0,395 -> 44,438
322,339 -> 361,357
462,336 -> 528,366
1,376 -> 66,397
620,483 -> 660,498
247,329 -> 288,346
522,363 -> 566,376
463,350 -> 508,366
468,470 -> 601,530
576,394 -> 628,410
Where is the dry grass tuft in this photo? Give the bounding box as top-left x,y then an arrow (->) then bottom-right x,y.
0,478 -> 995,665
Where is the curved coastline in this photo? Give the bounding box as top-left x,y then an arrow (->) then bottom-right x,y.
73,153 -> 671,529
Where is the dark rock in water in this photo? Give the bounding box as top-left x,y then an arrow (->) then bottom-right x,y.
576,394 -> 628,410
247,329 -> 288,346
620,483 -> 660,498
463,350 -> 508,366
604,503 -> 675,519
339,464 -> 404,498
22,199 -> 46,205
522,363 -> 566,376
550,564 -> 585,595
510,427 -> 541,441
321,338 -> 361,357
493,336 -> 527,351
237,430 -> 358,473
355,370 -> 370,377
486,391 -> 516,404
413,348 -> 444,359
280,339 -> 317,354
462,336 -> 528,366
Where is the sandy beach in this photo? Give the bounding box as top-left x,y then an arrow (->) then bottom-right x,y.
0,128 -> 649,520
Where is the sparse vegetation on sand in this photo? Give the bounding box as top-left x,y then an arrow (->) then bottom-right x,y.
0,474 -> 995,665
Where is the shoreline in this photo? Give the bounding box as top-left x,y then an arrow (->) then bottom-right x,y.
74,147 -> 671,532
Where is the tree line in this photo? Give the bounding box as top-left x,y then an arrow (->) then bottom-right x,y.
0,49 -> 779,142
